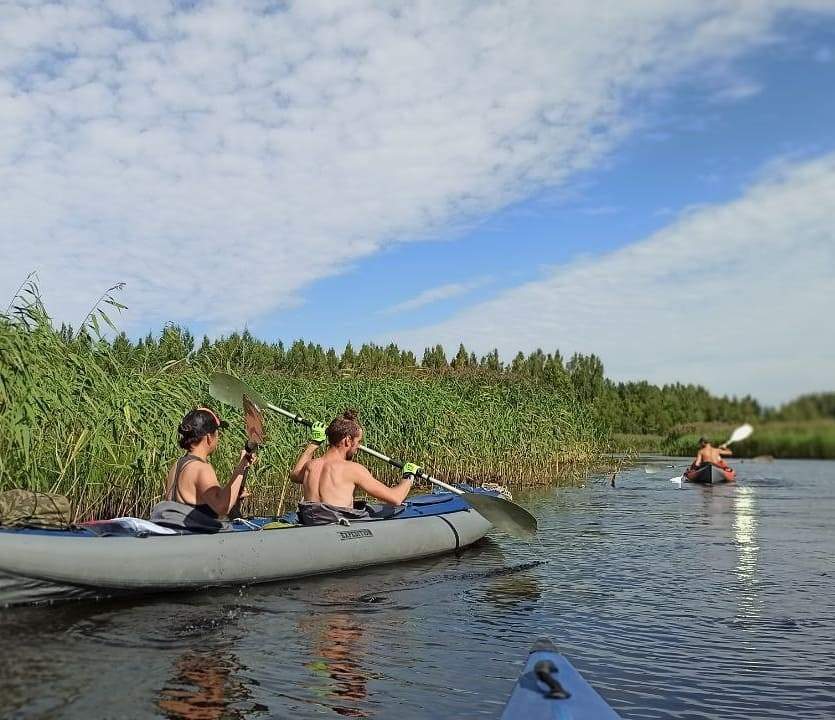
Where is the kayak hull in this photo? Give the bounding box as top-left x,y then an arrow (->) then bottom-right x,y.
501,638 -> 621,719
684,462 -> 735,484
0,500 -> 491,594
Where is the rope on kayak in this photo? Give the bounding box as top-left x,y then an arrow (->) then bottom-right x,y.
480,482 -> 513,501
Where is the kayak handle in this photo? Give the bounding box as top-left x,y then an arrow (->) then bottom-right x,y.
534,660 -> 571,699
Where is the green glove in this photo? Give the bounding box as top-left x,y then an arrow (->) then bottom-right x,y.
402,462 -> 421,479
309,421 -> 326,445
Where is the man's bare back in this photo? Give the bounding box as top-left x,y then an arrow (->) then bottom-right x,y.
694,439 -> 732,467
303,456 -> 365,508
290,410 -> 417,511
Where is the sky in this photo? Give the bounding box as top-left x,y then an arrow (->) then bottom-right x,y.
1,1 -> 834,405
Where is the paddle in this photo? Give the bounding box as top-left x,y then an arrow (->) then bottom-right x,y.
669,423 -> 753,484
208,372 -> 537,539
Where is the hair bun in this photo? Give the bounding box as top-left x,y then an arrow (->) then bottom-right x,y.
343,409 -> 358,421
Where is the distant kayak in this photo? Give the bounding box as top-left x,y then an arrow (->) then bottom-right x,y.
684,462 -> 736,484
501,638 -> 622,719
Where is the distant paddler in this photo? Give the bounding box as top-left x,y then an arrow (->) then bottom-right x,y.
290,409 -> 420,526
150,408 -> 255,532
687,436 -> 735,481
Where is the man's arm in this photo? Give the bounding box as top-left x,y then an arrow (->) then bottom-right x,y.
354,465 -> 414,506
290,422 -> 326,484
719,445 -> 733,456
290,444 -> 318,484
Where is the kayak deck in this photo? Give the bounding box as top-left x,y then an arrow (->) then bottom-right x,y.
501,638 -> 621,719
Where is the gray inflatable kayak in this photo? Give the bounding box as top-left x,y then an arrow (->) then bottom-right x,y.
0,494 -> 491,599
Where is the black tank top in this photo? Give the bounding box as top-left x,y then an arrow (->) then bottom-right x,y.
168,454 -> 219,519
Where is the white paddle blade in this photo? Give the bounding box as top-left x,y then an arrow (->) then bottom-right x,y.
726,423 -> 753,446
669,475 -> 683,484
462,492 -> 537,539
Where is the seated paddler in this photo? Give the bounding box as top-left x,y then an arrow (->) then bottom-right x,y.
690,436 -> 733,472
290,409 -> 419,526
150,407 -> 255,532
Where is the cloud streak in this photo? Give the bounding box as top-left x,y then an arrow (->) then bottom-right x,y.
381,277 -> 492,316
1,2 -> 833,333
390,153 -> 835,404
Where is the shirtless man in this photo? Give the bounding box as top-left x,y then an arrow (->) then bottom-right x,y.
290,409 -> 419,526
692,437 -> 733,468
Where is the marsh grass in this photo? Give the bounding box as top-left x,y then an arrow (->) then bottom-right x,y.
0,290 -> 602,520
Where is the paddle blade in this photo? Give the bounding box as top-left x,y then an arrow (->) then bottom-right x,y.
726,423 -> 753,446
209,372 -> 268,412
461,492 -> 537,540
243,395 -> 266,447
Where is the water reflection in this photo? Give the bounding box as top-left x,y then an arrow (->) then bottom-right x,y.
480,572 -> 543,609
157,647 -> 253,720
300,613 -> 370,718
733,486 -> 760,621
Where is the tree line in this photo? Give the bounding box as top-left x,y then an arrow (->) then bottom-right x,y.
74,324 -> 832,438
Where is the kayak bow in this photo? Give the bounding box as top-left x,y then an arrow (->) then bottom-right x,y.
684,462 -> 736,484
501,638 -> 622,720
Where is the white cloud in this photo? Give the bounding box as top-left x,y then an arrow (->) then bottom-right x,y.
381,277 -> 491,316
390,154 -> 835,404
1,2 -> 833,332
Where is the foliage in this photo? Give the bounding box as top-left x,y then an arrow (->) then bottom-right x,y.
0,285 -> 603,520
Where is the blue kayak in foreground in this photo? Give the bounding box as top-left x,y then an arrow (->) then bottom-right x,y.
501,638 -> 622,719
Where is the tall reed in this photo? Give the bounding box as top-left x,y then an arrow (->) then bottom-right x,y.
0,302 -> 603,520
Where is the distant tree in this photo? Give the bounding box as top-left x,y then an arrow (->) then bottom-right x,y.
480,348 -> 502,372
451,343 -> 471,369
422,344 -> 448,369
567,353 -> 605,405
340,342 -> 356,369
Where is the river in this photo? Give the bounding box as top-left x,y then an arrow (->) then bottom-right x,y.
1,458 -> 833,719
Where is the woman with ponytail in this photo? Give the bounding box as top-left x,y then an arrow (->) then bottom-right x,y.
150,408 -> 254,532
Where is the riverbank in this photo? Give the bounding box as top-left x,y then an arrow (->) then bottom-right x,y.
612,419 -> 835,459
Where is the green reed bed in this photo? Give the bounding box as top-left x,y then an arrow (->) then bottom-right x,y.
658,421 -> 835,460
0,313 -> 602,521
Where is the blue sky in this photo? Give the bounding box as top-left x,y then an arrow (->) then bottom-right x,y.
1,2 -> 834,403
266,17 -> 835,347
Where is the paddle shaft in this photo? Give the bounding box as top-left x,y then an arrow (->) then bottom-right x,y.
264,401 -> 464,496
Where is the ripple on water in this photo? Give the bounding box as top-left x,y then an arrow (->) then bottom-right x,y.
3,461 -> 835,719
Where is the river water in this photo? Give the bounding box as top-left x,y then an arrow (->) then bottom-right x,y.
1,459 -> 834,719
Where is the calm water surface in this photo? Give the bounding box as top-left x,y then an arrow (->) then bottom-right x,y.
1,459 -> 834,719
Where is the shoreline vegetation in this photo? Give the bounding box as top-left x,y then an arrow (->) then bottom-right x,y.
1,281 -> 832,520
613,419 -> 835,460
1,284 -> 603,520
